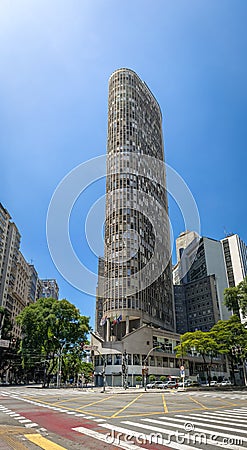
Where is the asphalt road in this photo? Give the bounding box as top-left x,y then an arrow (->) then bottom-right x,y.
0,386 -> 247,449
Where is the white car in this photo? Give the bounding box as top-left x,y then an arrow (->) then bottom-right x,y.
220,380 -> 232,386
209,380 -> 218,386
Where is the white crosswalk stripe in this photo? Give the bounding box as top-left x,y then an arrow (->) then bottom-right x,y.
97,407 -> 247,449
177,412 -> 247,426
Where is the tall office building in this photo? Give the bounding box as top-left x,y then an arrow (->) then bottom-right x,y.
173,235 -> 231,333
40,279 -> 59,300
0,203 -> 21,316
176,230 -> 199,264
221,234 -> 247,288
12,251 -> 30,338
27,264 -> 39,305
0,203 -> 39,338
101,68 -> 174,341
95,257 -> 104,335
221,234 -> 247,323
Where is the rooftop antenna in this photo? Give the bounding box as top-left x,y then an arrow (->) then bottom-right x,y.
223,227 -> 234,238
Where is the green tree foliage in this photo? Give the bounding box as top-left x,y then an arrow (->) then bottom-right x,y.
224,276 -> 247,318
175,330 -> 219,384
148,374 -> 156,382
80,362 -> 94,385
210,315 -> 247,384
16,298 -> 91,386
175,316 -> 247,386
135,375 -> 142,383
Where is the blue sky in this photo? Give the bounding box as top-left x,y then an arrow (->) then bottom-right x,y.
1,0 -> 247,328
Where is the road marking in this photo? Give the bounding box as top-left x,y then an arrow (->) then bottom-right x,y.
9,395 -> 110,419
188,395 -> 208,409
1,433 -> 28,450
177,413 -> 247,427
202,410 -> 247,419
99,422 -> 203,450
216,396 -> 238,406
141,417 -> 247,441
173,414 -> 247,433
25,423 -> 39,428
162,393 -> 168,413
25,433 -> 67,449
120,419 -> 245,449
77,395 -> 116,410
72,426 -> 143,449
111,393 -> 144,418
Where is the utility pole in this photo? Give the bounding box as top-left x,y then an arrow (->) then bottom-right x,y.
143,345 -> 162,391
122,350 -> 128,389
53,337 -> 66,388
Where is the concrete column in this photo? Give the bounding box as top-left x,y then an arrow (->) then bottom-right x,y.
106,318 -> 111,341
126,316 -> 129,335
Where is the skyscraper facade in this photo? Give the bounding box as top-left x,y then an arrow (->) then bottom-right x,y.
40,279 -> 59,300
173,235 -> 231,333
221,234 -> 247,323
101,68 -> 174,341
221,234 -> 247,288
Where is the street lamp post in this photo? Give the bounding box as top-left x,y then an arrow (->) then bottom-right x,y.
143,345 -> 162,391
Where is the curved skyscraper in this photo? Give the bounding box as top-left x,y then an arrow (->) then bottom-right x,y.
100,68 -> 175,341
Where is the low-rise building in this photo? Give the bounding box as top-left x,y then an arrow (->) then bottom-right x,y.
91,325 -> 228,387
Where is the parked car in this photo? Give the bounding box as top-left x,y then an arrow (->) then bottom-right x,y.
164,380 -> 178,389
146,380 -> 167,389
209,380 -> 218,386
178,379 -> 192,387
220,380 -> 232,386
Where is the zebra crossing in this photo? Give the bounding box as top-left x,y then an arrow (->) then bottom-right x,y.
92,407 -> 247,449
0,388 -> 94,397
1,388 -> 247,449
180,390 -> 247,400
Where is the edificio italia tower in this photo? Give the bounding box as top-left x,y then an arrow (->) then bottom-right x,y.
100,68 -> 175,341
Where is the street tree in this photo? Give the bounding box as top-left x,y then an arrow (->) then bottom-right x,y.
16,298 -> 91,387
210,315 -> 247,385
175,330 -> 219,384
224,276 -> 247,319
